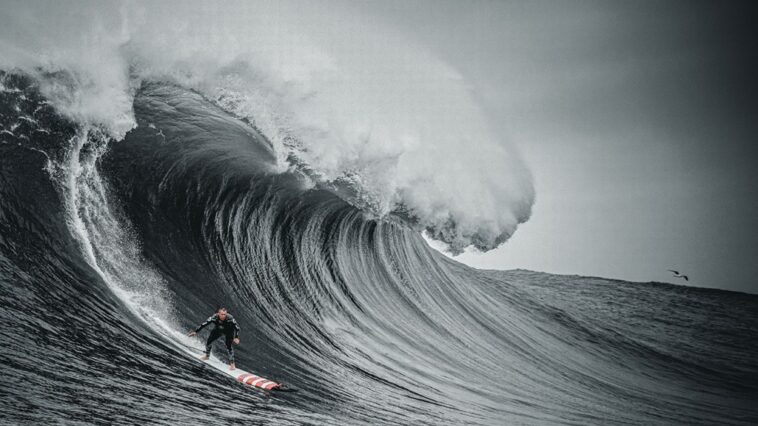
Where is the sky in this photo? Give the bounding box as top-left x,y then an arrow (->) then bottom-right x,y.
350,1 -> 758,293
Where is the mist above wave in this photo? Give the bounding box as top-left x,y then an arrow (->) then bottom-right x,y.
0,0 -> 534,253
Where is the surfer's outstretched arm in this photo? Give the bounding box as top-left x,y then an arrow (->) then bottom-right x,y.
188,314 -> 217,336
196,314 -> 218,333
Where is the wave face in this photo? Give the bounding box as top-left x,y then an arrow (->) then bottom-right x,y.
1,71 -> 758,425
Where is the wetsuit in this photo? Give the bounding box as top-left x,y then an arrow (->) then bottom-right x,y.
195,313 -> 240,363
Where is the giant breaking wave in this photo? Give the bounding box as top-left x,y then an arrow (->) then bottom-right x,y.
1,2 -> 757,425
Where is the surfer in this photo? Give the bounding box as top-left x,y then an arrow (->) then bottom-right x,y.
188,307 -> 241,370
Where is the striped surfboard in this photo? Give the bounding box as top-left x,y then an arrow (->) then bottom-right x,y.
233,370 -> 281,390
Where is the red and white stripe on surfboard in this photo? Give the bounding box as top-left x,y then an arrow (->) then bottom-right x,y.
236,373 -> 280,390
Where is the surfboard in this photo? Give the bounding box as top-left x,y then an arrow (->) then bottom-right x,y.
232,369 -> 281,390
179,340 -> 285,391
197,355 -> 283,391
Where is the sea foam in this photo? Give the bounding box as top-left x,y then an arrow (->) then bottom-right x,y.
0,0 -> 534,253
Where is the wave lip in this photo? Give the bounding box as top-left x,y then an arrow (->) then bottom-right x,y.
0,0 -> 535,254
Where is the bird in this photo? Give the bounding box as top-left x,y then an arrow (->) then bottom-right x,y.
668,270 -> 689,281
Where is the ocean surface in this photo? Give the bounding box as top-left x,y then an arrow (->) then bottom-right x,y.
1,71 -> 757,425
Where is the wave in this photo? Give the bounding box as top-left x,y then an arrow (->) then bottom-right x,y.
0,1 -> 534,253
1,3 -> 758,424
1,70 -> 757,425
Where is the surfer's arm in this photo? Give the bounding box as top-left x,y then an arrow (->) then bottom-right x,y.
194,314 -> 217,333
231,317 -> 240,339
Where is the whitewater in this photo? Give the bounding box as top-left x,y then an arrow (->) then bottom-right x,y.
1,2 -> 757,425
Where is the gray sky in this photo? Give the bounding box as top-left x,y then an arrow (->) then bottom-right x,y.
351,1 -> 758,293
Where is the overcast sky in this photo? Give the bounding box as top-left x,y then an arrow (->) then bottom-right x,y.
351,1 -> 758,293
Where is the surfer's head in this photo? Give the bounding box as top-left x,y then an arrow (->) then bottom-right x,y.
217,307 -> 228,320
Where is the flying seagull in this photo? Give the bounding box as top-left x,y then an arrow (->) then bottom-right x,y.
668,270 -> 689,281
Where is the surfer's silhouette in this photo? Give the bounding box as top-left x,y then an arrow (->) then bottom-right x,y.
188,307 -> 241,370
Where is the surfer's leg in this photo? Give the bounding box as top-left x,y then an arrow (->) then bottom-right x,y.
205,328 -> 222,357
224,333 -> 235,365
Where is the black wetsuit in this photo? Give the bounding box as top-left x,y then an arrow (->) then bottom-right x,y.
195,313 -> 240,363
